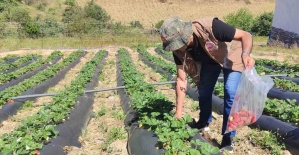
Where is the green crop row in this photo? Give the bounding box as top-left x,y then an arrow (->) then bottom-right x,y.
155,44 -> 173,58
0,54 -> 39,72
0,50 -> 106,155
137,45 -> 176,74
0,54 -> 18,64
255,58 -> 299,72
0,50 -> 83,107
0,51 -> 63,84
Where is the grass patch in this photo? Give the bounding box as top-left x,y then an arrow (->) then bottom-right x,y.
253,36 -> 268,45
0,33 -> 160,51
253,45 -> 299,55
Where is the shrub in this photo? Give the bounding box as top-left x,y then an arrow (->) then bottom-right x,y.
111,22 -> 127,34
22,0 -> 50,6
251,12 -> 273,36
62,5 -> 82,23
36,2 -> 46,11
224,8 -> 253,32
22,0 -> 36,5
64,0 -> 76,6
84,0 -> 110,27
39,18 -> 64,37
7,7 -> 31,23
155,20 -> 164,29
64,17 -> 98,37
0,22 -> 7,38
24,21 -> 41,38
129,21 -> 143,29
0,0 -> 18,12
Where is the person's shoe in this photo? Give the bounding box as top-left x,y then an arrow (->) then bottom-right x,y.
220,136 -> 234,153
188,119 -> 210,132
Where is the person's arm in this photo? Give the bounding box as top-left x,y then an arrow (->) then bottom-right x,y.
175,64 -> 187,119
212,18 -> 255,68
233,29 -> 255,68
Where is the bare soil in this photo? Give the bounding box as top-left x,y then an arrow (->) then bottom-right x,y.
66,47 -> 127,155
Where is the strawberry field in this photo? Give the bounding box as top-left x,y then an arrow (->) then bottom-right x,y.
0,46 -> 298,155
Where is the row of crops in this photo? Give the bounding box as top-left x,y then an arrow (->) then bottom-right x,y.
0,45 -> 298,154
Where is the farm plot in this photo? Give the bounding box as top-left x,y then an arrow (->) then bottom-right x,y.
0,46 -> 295,155
150,44 -> 298,154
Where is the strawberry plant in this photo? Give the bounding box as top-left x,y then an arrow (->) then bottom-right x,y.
264,99 -> 299,125
255,58 -> 299,72
137,45 -> 176,74
0,50 -> 83,107
0,51 -> 63,84
273,77 -> 299,92
0,54 -> 18,64
118,48 -> 219,154
213,82 -> 224,98
0,54 -> 39,72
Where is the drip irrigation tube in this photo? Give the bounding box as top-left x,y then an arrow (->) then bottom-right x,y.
11,81 -> 177,100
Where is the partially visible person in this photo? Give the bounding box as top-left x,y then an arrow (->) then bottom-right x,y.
159,17 -> 255,152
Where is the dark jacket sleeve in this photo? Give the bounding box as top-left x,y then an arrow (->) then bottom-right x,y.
212,18 -> 236,42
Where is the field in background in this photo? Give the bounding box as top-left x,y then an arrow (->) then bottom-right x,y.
89,0 -> 275,28
3,0 -> 298,63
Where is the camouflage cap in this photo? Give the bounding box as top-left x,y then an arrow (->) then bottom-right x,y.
159,17 -> 193,51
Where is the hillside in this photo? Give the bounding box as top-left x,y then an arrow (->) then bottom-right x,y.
20,0 -> 275,29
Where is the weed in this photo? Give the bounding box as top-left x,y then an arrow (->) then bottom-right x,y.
190,102 -> 199,112
111,111 -> 125,120
21,100 -> 34,110
94,107 -> 108,118
248,129 -> 285,155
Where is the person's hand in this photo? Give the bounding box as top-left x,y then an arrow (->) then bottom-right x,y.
242,53 -> 255,69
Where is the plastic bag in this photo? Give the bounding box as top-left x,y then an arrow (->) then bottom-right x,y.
224,67 -> 274,133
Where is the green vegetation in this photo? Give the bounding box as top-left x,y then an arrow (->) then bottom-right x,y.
265,99 -> 299,125
224,8 -> 253,32
247,130 -> 286,155
0,51 -> 63,83
224,8 -> 273,36
0,50 -> 107,154
118,48 -> 219,154
0,50 -> 83,106
0,54 -> 38,72
0,0 -> 290,56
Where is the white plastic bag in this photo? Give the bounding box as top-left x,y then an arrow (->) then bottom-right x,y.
225,67 -> 274,133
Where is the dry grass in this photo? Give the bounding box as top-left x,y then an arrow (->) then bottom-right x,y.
91,0 -> 275,28
23,0 -> 275,29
